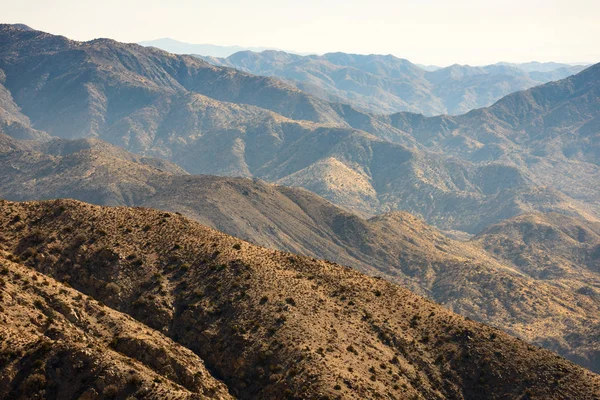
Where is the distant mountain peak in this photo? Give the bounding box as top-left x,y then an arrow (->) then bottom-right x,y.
7,23 -> 34,31
138,37 -> 292,57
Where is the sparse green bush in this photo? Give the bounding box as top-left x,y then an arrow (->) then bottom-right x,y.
180,263 -> 190,272
105,282 -> 120,295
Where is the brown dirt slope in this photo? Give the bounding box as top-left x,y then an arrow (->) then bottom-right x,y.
0,252 -> 232,399
474,212 -> 600,288
0,199 -> 599,399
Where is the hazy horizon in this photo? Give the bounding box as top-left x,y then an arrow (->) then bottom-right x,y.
137,37 -> 592,67
3,0 -> 599,66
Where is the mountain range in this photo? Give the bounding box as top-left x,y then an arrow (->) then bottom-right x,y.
0,24 -> 598,236
1,23 -> 600,393
197,50 -> 587,115
2,199 -> 600,399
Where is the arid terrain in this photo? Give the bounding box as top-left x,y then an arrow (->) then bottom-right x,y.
1,132 -> 599,373
1,199 -> 600,399
0,20 -> 599,399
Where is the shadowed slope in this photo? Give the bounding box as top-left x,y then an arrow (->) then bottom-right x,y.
0,253 -> 232,400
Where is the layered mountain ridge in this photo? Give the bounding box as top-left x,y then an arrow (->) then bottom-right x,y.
1,24 -> 598,235
1,133 -> 599,373
197,50 -> 587,115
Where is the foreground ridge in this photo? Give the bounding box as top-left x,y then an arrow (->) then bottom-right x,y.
1,199 -> 599,399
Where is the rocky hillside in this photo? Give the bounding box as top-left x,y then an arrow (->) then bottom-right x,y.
473,213 -> 600,292
198,50 -> 585,115
0,24 -> 399,139
0,252 -> 232,399
1,199 -> 600,399
1,135 -> 600,373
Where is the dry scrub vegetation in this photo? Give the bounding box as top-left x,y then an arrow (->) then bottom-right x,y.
0,199 -> 599,399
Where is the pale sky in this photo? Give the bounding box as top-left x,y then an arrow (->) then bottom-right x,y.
3,0 -> 598,66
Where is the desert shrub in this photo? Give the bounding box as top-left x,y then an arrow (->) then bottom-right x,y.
105,282 -> 120,295
103,384 -> 119,398
127,372 -> 142,386
109,336 -> 119,349
180,263 -> 190,272
22,373 -> 46,392
70,234 -> 86,248
285,297 -> 296,306
20,247 -> 37,260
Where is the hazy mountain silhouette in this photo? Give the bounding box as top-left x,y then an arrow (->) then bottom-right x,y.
198,50 -> 587,115
139,37 -> 283,58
